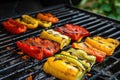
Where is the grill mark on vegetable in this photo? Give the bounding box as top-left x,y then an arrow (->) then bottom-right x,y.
97,41 -> 103,44
73,65 -> 79,70
54,57 -> 62,61
64,61 -> 70,64
46,47 -> 50,50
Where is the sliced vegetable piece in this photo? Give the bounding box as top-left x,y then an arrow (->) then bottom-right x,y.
85,42 -> 106,62
37,19 -> 52,28
42,39 -> 60,57
16,37 -> 60,60
85,37 -> 117,55
54,24 -> 90,42
2,18 -> 27,34
43,56 -> 85,80
16,41 -> 43,60
37,13 -> 59,24
67,48 -> 96,66
40,29 -> 71,49
55,54 -> 86,71
16,15 -> 39,29
93,36 -> 119,48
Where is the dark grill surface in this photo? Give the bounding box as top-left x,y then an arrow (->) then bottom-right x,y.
0,4 -> 120,80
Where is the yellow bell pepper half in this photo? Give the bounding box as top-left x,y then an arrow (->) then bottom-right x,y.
85,37 -> 119,56
37,19 -> 52,28
40,29 -> 71,49
43,56 -> 85,80
16,15 -> 39,29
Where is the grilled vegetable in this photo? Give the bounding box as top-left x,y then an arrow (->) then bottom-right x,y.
16,40 -> 43,60
40,29 -> 71,49
67,48 -> 96,65
54,24 -> 90,42
16,37 -> 60,60
2,18 -> 27,34
37,19 -> 52,28
43,55 -> 85,80
55,53 -> 86,71
72,42 -> 94,55
93,36 -> 119,49
37,13 -> 59,24
66,48 -> 96,71
16,15 -> 39,29
42,39 -> 60,57
72,42 -> 106,62
43,47 -> 96,79
85,37 -> 119,55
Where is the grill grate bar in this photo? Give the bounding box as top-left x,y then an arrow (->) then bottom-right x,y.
34,72 -> 48,80
0,55 -> 20,65
73,17 -> 97,25
0,52 -> 13,58
18,70 -> 40,80
0,33 -> 9,38
81,19 -> 102,27
108,31 -> 120,38
71,15 -> 91,22
57,11 -> 80,18
0,35 -> 15,42
98,28 -> 118,37
116,36 -> 120,40
50,8 -> 71,15
90,23 -> 114,35
86,21 -> 108,30
0,59 -> 27,72
18,65 -> 43,80
58,13 -> 85,23
0,31 -> 41,49
0,43 -> 14,49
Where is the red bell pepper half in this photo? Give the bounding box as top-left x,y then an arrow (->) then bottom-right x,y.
2,18 -> 27,34
16,37 -> 60,60
54,24 -> 90,41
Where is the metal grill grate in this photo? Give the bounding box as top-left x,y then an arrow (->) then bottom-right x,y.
0,4 -> 120,80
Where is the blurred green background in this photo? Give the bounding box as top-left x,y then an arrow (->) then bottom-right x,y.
76,0 -> 120,20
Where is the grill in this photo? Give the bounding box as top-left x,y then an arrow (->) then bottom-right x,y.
0,4 -> 120,80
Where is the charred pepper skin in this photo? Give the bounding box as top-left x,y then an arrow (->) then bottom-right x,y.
16,41 -> 43,60
37,13 -> 59,24
43,54 -> 85,80
2,18 -> 27,34
16,37 -> 60,60
54,24 -> 90,42
40,29 -> 71,49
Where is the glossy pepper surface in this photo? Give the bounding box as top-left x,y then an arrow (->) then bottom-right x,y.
43,54 -> 85,80
72,42 -> 106,62
2,18 -> 27,34
16,37 -> 60,60
67,48 -> 96,66
40,29 -> 71,49
37,19 -> 52,28
85,37 -> 119,56
54,24 -> 90,42
37,13 -> 59,24
16,15 -> 39,29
